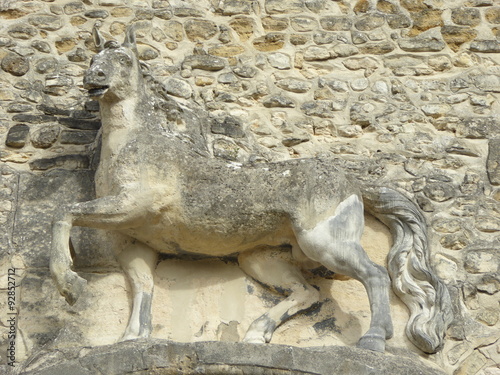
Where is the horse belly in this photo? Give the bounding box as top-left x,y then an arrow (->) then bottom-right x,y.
122,209 -> 293,256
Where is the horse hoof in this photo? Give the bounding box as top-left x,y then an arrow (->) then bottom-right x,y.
357,333 -> 386,353
61,272 -> 87,306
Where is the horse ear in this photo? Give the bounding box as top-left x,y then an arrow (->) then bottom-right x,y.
92,24 -> 106,51
123,25 -> 138,54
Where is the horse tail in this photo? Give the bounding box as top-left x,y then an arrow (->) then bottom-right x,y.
361,185 -> 453,354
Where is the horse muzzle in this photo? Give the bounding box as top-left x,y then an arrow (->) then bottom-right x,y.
83,71 -> 110,98
86,85 -> 110,98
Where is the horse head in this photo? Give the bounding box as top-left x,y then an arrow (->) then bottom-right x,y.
84,25 -> 143,102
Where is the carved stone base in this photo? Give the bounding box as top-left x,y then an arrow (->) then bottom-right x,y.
16,340 -> 446,375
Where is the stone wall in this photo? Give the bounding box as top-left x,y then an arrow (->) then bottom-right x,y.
0,0 -> 499,374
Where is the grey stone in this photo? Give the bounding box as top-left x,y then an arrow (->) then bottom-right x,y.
423,182 -> 456,202
64,2 -> 86,15
218,0 -> 253,15
473,74 -> 500,93
320,16 -> 352,31
217,72 -> 239,84
31,40 -> 50,53
5,124 -> 30,148
211,117 -> 246,138
313,31 -> 336,45
470,40 -> 500,53
68,48 -> 87,63
8,24 -> 38,40
31,125 -> 60,149
84,10 -> 109,18
232,65 -> 257,78
301,100 -> 340,118
303,46 -> 330,61
265,0 -> 305,14
275,78 -> 311,93
464,251 -> 499,274
184,19 -> 218,41
58,117 -> 101,130
354,13 -> 385,31
263,95 -> 295,108
29,15 -> 63,31
387,14 -> 411,29
487,138 -> 500,185
165,78 -> 192,99
398,35 -> 446,52
182,55 -> 225,71
452,8 -> 481,26
35,58 -> 59,74
7,102 -> 34,113
60,130 -> 97,145
173,7 -> 204,17
29,154 -> 90,171
17,340 -> 448,375
456,117 -> 500,139
267,52 -> 291,69
1,53 -> 30,76
291,16 -> 318,32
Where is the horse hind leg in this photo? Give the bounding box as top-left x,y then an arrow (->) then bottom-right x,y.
238,248 -> 320,344
117,238 -> 158,341
295,194 -> 393,352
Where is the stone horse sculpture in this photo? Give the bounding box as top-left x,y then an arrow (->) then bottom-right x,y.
50,25 -> 453,354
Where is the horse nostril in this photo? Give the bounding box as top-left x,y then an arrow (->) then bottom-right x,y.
97,70 -> 105,77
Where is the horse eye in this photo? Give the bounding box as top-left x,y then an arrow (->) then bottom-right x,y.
119,56 -> 129,64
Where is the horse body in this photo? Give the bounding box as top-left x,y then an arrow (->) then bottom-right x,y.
50,25 -> 452,355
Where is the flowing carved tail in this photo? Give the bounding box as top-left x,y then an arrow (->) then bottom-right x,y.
361,186 -> 454,354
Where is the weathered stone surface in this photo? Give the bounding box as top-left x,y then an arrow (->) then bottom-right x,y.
452,8 -> 481,27
165,78 -> 193,99
217,0 -> 253,15
263,95 -> 295,108
29,154 -> 90,171
182,55 -> 225,71
409,9 -> 443,35
31,125 -> 60,148
320,16 -> 352,31
354,13 -> 385,31
357,41 -> 395,55
253,33 -> 285,51
267,52 -> 291,69
275,78 -> 311,93
399,34 -> 445,52
84,9 -> 109,18
303,46 -> 330,61
470,40 -> 500,53
8,24 -> 38,39
229,16 -> 254,41
291,16 -> 318,32
184,19 -> 218,41
262,16 -> 288,31
6,124 -> 30,148
1,53 -> 30,76
265,0 -> 305,14
456,117 -> 500,139
464,250 -> 499,274
487,138 -> 500,185
211,117 -> 245,138
29,14 -> 63,31
485,7 -> 500,24
60,130 -> 97,145
441,26 -> 478,52
17,340 -> 447,375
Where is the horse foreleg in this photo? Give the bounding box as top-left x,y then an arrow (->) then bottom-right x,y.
118,239 -> 157,341
238,248 -> 320,344
50,193 -> 150,305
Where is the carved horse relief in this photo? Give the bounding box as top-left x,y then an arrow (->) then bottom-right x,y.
50,26 -> 453,354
